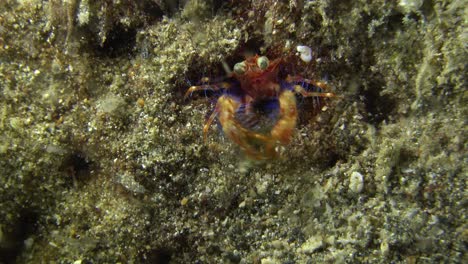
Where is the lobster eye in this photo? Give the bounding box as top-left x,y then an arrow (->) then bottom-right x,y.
233,61 -> 246,74
257,56 -> 269,70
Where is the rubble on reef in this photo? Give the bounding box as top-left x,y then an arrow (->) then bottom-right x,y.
0,0 -> 465,263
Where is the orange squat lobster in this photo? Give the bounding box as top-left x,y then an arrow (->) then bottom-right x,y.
185,55 -> 336,160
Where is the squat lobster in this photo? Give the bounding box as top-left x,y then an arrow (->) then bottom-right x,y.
185,55 -> 336,160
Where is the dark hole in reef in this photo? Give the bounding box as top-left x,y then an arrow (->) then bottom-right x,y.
157,0 -> 185,15
212,0 -> 227,12
61,151 -> 93,185
94,23 -> 137,58
306,143 -> 343,170
235,37 -> 266,59
322,150 -> 342,168
421,0 -> 435,18
0,209 -> 39,264
224,251 -> 241,263
385,13 -> 406,33
142,248 -> 172,264
138,0 -> 165,21
205,244 -> 222,255
362,83 -> 396,125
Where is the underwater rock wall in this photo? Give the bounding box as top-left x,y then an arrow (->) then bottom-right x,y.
0,0 -> 465,263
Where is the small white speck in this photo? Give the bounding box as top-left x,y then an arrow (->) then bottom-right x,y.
296,45 -> 312,63
349,171 -> 364,193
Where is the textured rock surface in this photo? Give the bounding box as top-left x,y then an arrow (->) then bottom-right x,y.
0,0 -> 465,263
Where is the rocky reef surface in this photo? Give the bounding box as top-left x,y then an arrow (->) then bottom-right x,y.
0,0 -> 465,263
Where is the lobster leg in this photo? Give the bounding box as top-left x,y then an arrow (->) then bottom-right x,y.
203,109 -> 218,141
184,82 -> 231,99
286,75 -> 336,98
270,90 -> 298,144
293,84 -> 336,98
263,90 -> 299,157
